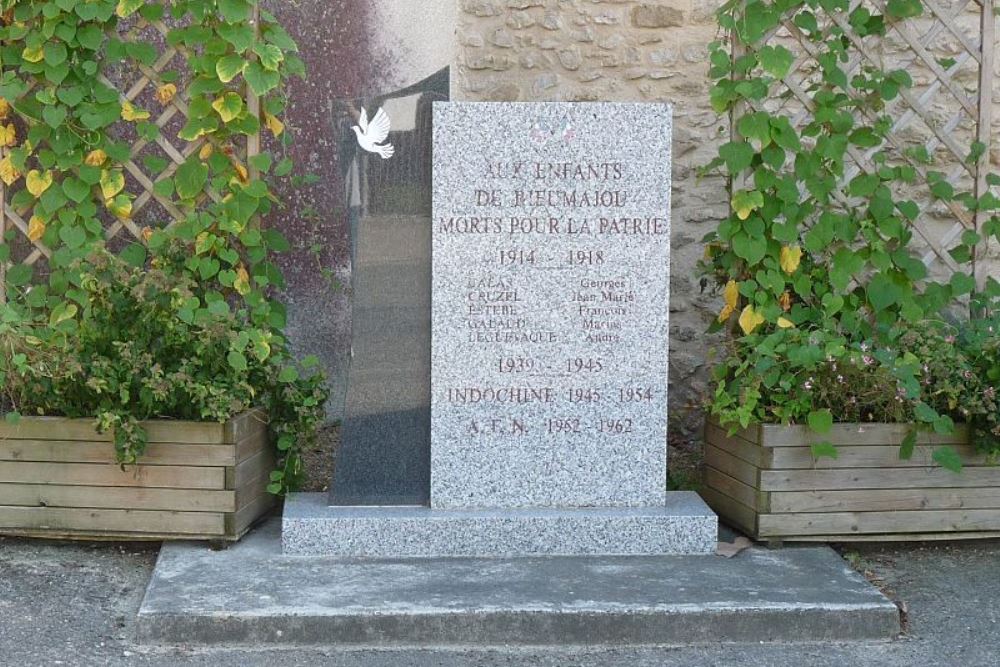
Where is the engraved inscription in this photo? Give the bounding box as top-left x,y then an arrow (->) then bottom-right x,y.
432,103 -> 672,509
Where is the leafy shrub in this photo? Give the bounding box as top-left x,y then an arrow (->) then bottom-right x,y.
0,246 -> 327,494
701,0 -> 1000,466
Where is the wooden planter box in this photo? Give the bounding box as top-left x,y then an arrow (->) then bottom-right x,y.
0,410 -> 275,541
701,419 -> 1000,542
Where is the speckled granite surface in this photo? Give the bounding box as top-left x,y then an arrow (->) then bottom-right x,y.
283,492 -> 716,557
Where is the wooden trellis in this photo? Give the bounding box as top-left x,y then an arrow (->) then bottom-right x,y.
0,5 -> 261,302
733,0 -> 996,287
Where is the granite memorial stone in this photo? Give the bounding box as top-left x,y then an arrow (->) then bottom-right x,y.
284,101 -> 716,557
328,70 -> 448,506
431,102 -> 672,510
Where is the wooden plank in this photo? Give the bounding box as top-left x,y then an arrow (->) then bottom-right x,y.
759,508 -> 1000,537
770,487 -> 1000,513
768,445 -> 987,469
0,462 -> 225,490
759,423 -> 968,448
700,487 -> 757,537
761,466 -> 1000,492
231,491 -> 275,536
235,427 -> 270,464
0,484 -> 235,512
705,422 -> 767,466
973,0 -> 995,289
704,444 -> 759,487
0,440 -> 236,467
235,467 -> 272,507
0,506 -> 226,536
771,532 -> 1000,543
232,448 -> 275,490
705,466 -> 760,511
706,419 -> 761,446
0,417 -> 228,444
225,409 -> 268,444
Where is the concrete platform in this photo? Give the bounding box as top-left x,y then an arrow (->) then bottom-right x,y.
137,519 -> 899,647
283,492 -> 718,557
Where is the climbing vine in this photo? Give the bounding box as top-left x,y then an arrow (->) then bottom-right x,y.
0,0 -> 324,494
701,0 -> 1000,463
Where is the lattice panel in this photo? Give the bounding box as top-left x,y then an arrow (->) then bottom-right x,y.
734,0 -> 995,285
0,6 -> 260,296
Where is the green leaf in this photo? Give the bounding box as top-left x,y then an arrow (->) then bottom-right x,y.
219,0 -> 252,21
58,224 -> 87,249
42,105 -> 68,128
44,42 -> 68,67
807,409 -> 833,435
218,24 -> 256,52
899,430 -> 917,460
932,446 -> 963,473
212,92 -> 244,123
116,0 -> 145,17
216,55 -> 247,83
950,271 -> 976,296
886,0 -> 923,19
249,153 -> 273,174
867,273 -> 902,312
769,116 -> 800,151
810,441 -> 839,460
719,141 -> 755,174
120,243 -> 147,267
175,158 -> 208,200
62,177 -> 90,204
914,402 -> 939,423
49,301 -> 78,327
278,366 -> 299,383
758,45 -> 794,78
731,231 -> 767,265
227,350 -> 248,372
244,62 -> 280,96
4,412 -> 21,426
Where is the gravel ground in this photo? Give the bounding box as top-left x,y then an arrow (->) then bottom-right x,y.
1,535 -> 999,666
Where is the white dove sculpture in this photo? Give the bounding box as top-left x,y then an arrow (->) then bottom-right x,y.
352,106 -> 395,160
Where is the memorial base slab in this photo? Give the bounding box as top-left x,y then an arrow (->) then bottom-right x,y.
282,492 -> 717,557
137,518 -> 900,647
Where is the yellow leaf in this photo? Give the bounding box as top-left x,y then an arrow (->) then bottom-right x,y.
22,45 -> 43,63
0,98 -> 9,121
155,83 -> 177,105
100,169 -> 125,200
212,93 -> 243,123
105,194 -> 132,220
234,162 -> 249,183
738,305 -> 765,335
264,112 -> 284,138
85,149 -> 108,167
198,143 -> 214,160
27,215 -> 45,242
121,101 -> 150,122
234,266 -> 251,296
141,227 -> 154,242
0,123 -> 16,147
779,291 -> 792,312
25,169 -> 53,197
0,156 -> 21,186
777,317 -> 795,329
717,279 -> 740,323
723,280 -> 739,309
780,245 -> 803,274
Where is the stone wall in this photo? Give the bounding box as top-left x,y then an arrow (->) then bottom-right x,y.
453,0 -> 1000,433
